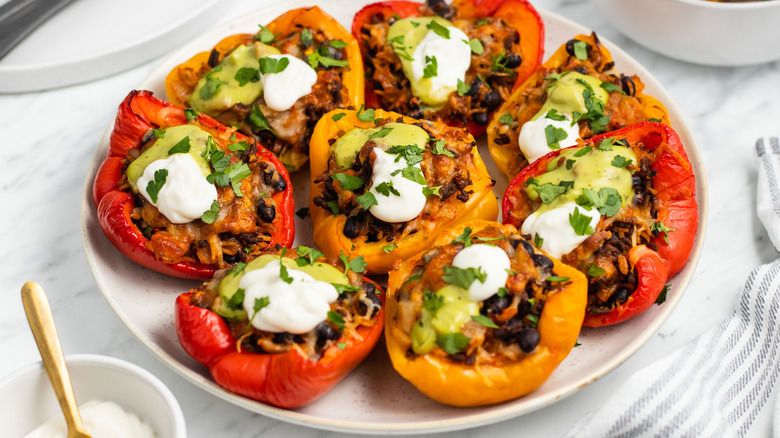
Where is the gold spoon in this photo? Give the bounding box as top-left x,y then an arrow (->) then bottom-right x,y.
21,281 -> 92,438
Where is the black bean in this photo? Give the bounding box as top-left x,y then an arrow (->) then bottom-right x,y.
324,44 -> 343,60
494,134 -> 510,145
518,328 -> 540,353
632,191 -> 645,206
273,332 -> 294,344
620,76 -> 636,97
257,202 -> 276,222
223,252 -> 240,264
482,294 -> 511,316
612,286 -> 631,305
503,53 -> 522,69
531,253 -> 554,271
314,322 -> 340,349
207,49 -> 220,68
481,91 -> 501,111
472,112 -> 489,126
466,78 -> 482,97
343,215 -> 360,238
632,175 -> 643,188
357,291 -> 382,319
272,176 -> 287,192
519,239 -> 536,255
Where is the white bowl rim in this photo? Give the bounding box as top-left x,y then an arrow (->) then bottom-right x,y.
669,0 -> 780,9
0,354 -> 186,437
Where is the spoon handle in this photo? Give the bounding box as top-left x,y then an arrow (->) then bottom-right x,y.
21,281 -> 90,437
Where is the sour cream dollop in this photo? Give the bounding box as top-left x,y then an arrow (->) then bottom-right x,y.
410,26 -> 471,104
368,147 -> 427,223
137,153 -> 218,224
240,259 -> 339,334
451,243 -> 511,302
517,113 -> 580,163
521,201 -> 601,260
24,400 -> 155,438
260,54 -> 318,111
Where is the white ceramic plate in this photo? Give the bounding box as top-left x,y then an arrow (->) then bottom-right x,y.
0,0 -> 221,93
81,1 -> 709,434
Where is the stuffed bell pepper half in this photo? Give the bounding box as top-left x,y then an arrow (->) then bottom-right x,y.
175,247 -> 383,408
351,0 -> 544,136
308,108 -> 498,274
165,6 -> 364,172
488,33 -> 670,179
385,220 -> 587,406
502,122 -> 697,327
92,90 -> 294,280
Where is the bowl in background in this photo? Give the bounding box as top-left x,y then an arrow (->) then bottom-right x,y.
0,354 -> 186,438
591,0 -> 780,66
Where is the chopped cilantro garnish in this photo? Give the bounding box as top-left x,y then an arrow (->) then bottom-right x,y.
327,311 -> 345,330
184,108 -> 200,122
254,24 -> 276,44
499,113 -> 514,125
331,173 -> 364,191
382,242 -> 398,253
452,227 -> 472,247
422,290 -> 444,313
611,155 -> 633,168
357,192 -> 377,210
545,125 -> 569,150
442,265 -> 487,290
437,333 -> 470,354
572,40 -> 589,60
258,56 -> 289,75
332,112 -> 347,121
246,105 -> 277,135
423,55 -> 438,79
472,314 -> 498,328
655,284 -> 671,304
586,264 -> 606,277
295,246 -> 325,266
356,105 -> 375,122
340,251 -> 367,274
234,67 -> 260,86
468,38 -> 484,55
201,200 -> 220,224
426,20 -> 450,39
146,169 -> 168,203
569,207 -> 595,236
167,136 -> 191,155
651,221 -> 675,244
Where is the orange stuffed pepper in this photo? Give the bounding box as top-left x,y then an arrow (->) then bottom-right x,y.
308,108 -> 498,274
385,220 -> 586,406
487,33 -> 670,179
166,6 -> 363,172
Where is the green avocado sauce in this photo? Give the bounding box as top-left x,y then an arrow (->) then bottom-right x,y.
527,145 -> 637,214
125,125 -> 213,192
188,43 -> 280,115
530,71 -> 608,122
330,122 -> 429,169
386,16 -> 456,107
214,254 -> 348,320
410,285 -> 479,354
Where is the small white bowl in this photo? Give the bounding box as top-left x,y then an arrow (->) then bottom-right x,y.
0,354 -> 186,438
592,0 -> 780,66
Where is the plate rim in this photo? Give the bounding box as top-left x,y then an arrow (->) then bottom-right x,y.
80,1 -> 709,434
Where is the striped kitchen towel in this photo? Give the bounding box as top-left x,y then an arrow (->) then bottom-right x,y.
564,138 -> 780,437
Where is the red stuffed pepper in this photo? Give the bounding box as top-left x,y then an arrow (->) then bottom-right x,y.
351,0 -> 543,136
502,122 -> 697,327
175,247 -> 383,408
93,90 -> 295,280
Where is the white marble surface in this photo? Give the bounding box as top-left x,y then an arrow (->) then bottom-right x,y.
1,0 -> 779,436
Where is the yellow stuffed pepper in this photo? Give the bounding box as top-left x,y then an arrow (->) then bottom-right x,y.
308,108 -> 498,274
487,33 -> 670,179
165,6 -> 364,172
385,220 -> 587,406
